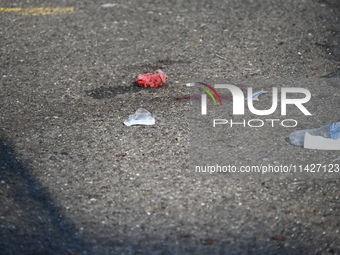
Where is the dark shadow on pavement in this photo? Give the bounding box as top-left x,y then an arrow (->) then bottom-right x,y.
0,138 -> 90,255
0,140 -> 309,255
0,135 -> 327,255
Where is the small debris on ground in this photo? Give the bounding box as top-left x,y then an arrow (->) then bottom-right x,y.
101,3 -> 117,8
116,153 -> 127,157
136,69 -> 167,88
283,210 -> 293,215
124,108 -> 155,126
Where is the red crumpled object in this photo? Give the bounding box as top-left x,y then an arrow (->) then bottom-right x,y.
136,69 -> 168,88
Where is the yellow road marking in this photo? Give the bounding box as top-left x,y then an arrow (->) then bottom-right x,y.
0,7 -> 74,16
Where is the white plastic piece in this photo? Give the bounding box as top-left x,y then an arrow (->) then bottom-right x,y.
124,108 -> 155,126
101,3 -> 117,8
289,122 -> 340,147
186,83 -> 195,87
304,132 -> 340,150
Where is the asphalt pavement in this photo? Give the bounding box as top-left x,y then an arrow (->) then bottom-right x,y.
1,0 -> 340,254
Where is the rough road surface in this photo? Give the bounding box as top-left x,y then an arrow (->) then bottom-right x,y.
1,0 -> 340,254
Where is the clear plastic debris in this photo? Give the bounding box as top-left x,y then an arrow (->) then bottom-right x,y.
288,122 -> 340,150
124,108 -> 155,126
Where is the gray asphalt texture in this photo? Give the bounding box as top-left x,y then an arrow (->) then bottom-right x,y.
1,0 -> 340,254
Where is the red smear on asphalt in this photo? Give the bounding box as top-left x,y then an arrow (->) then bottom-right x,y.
178,233 -> 193,238
271,235 -> 287,241
174,96 -> 191,101
202,238 -> 215,245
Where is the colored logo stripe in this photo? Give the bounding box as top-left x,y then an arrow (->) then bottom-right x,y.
0,7 -> 74,15
197,82 -> 223,105
198,87 -> 217,105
